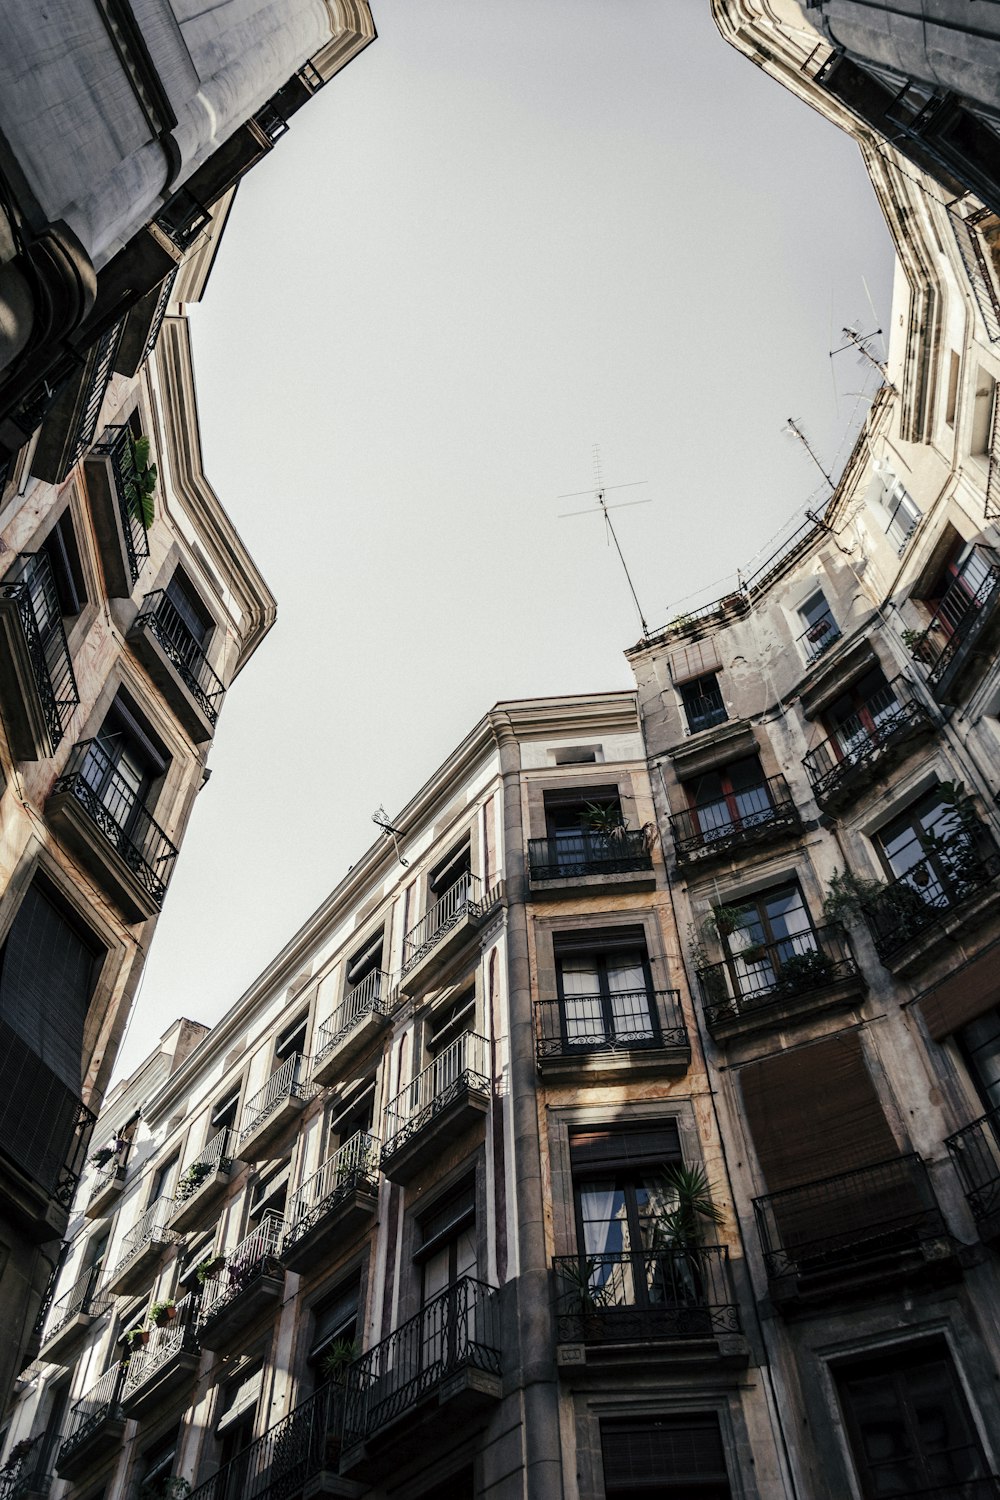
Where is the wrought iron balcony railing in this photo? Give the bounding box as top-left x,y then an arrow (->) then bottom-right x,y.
240,1054 -> 311,1143
67,321 -> 125,474
527,828 -> 653,881
43,1265 -> 112,1345
552,1246 -> 740,1344
342,1276 -> 500,1447
59,1363 -> 126,1468
669,774 -> 800,862
51,737 -> 179,908
946,1108 -> 1000,1231
0,1019 -> 95,1208
753,1153 -> 947,1282
174,1127 -> 236,1204
910,550 -> 1000,699
401,872 -> 499,975
185,1381 -> 341,1500
199,1213 -> 283,1326
141,268 -> 178,365
0,551 -> 80,750
683,691 -> 728,735
313,970 -> 393,1068
90,425 -> 151,584
123,1293 -> 199,1399
535,989 -> 687,1063
111,1195 -> 178,1276
697,924 -> 860,1033
861,832 -> 1000,961
802,682 -> 931,807
282,1132 -> 380,1256
134,590 -> 225,725
383,1032 -> 491,1158
797,612 -> 842,663
892,1479 -> 1000,1500
0,1447 -> 51,1500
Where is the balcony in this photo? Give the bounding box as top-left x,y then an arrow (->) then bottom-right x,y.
0,552 -> 79,759
0,1019 -> 95,1239
238,1055 -> 315,1161
669,775 -> 801,865
85,1156 -> 128,1220
912,551 -> 1000,705
128,590 -> 225,743
84,425 -> 151,596
946,1108 -> 1000,1244
861,832 -> 1000,973
185,1382 -> 343,1500
39,1266 -> 112,1362
697,925 -> 864,1042
552,1247 -> 745,1369
122,1293 -> 200,1417
797,613 -> 842,664
168,1128 -> 238,1232
527,828 -> 654,896
381,1033 -> 491,1185
535,989 -> 689,1082
104,1196 -> 178,1296
47,738 -> 178,921
198,1214 -> 284,1347
281,1131 -> 380,1273
341,1277 -> 501,1478
802,684 -> 933,812
398,873 -> 502,997
0,1451 -> 54,1500
312,971 -> 395,1087
753,1154 -> 955,1308
57,1365 -> 127,1481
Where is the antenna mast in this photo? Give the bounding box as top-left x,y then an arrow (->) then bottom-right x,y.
559,445 -> 652,638
783,418 -> 835,491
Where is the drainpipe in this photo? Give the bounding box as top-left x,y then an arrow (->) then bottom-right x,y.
494,715 -> 562,1498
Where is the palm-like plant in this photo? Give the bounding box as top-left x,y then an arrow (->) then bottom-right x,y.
125,435 -> 157,530
652,1164 -> 725,1250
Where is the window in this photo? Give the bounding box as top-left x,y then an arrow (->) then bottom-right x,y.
309,1276 -> 361,1372
554,929 -> 656,1050
945,350 -> 960,427
428,841 -> 471,897
425,989 -> 477,1057
880,478 -> 922,552
971,368 -> 997,456
248,1165 -> 289,1227
922,537 -> 997,638
875,786 -> 978,904
415,1179 -> 477,1305
138,1428 -> 181,1500
957,1007 -> 1000,1112
601,1415 -> 732,1499
823,666 -> 900,764
683,757 -> 772,844
836,1343 -> 989,1498
717,884 -> 817,998
160,572 -> 213,673
798,591 -> 840,661
150,1155 -> 178,1205
211,1086 -> 241,1136
81,691 -> 168,837
553,745 -> 600,765
0,878 -> 102,1090
215,1361 -> 263,1484
39,509 -> 87,619
343,929 -> 385,1016
326,1080 -> 375,1154
274,1012 -> 308,1068
679,673 -> 727,735
540,786 -> 626,874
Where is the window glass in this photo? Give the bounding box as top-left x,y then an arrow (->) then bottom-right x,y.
958,1007 -> 1000,1112
556,944 -> 653,1048
679,673 -> 727,734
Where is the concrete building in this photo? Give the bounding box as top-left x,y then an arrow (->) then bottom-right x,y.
0,219 -> 275,1409
1,693 -> 800,1500
0,1 -> 376,480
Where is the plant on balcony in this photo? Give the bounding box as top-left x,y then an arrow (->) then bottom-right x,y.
125,435 -> 158,530
3,1439 -> 37,1472
900,625 -> 932,661
558,1255 -> 606,1319
822,869 -> 900,924
705,905 -> 754,941
320,1338 -> 360,1386
773,948 -> 836,994
176,1161 -> 213,1201
653,1164 -> 725,1251
583,801 -> 628,838
125,1327 -> 149,1349
89,1145 -> 116,1168
195,1256 -> 226,1285
149,1300 -> 176,1327
138,1477 -> 190,1500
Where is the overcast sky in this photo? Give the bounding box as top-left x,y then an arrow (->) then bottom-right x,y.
113,1 -> 895,1077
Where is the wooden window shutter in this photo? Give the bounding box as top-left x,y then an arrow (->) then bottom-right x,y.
739,1032 -> 898,1194
668,637 -> 721,685
917,951 -> 999,1040
601,1416 -> 728,1486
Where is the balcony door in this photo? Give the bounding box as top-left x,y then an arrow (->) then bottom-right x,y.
543,786 -> 622,873
685,757 -> 770,843
162,573 -> 211,673
81,695 -> 167,840
555,936 -> 655,1050
721,885 -> 814,1002
876,787 -> 977,907
824,667 -> 900,764
417,1182 -> 478,1377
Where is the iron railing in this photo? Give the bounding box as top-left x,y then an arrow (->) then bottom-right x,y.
51,737 -> 178,907
383,1032 -> 491,1160
134,590 -> 225,724
59,1363 -> 126,1466
313,970 -> 393,1067
753,1154 -> 947,1281
669,774 -> 800,862
661,592 -> 749,636
240,1055 -> 312,1143
950,204 -> 1000,345
802,683 -> 931,805
68,320 -> 125,472
110,1195 -> 177,1279
0,1447 -> 51,1500
0,1019 -> 95,1207
552,1246 -> 740,1343
87,1137 -> 129,1204
889,1479 -> 1000,1499
141,268 -> 178,364
861,831 -> 1000,960
90,425 -> 151,584
797,611 -> 842,663
200,1213 -> 283,1326
683,686 -> 728,735
185,1382 -> 341,1500
123,1293 -> 199,1399
282,1132 -> 380,1255
920,561 -> 1000,696
697,925 -> 859,1032
174,1128 -> 236,1205
401,872 -> 499,974
154,188 -> 211,250
946,1108 -> 1000,1229
535,989 -> 687,1063
0,551 -> 80,749
44,1265 -> 112,1344
527,828 -> 652,881
254,103 -> 289,143
343,1277 -> 500,1447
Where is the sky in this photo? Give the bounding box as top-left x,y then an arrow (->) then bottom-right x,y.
112,1 -> 895,1077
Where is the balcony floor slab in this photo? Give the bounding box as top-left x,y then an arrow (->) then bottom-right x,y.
380,1090 -> 490,1185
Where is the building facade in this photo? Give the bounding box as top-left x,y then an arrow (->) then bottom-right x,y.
0,0 -> 376,481
0,218 -> 276,1407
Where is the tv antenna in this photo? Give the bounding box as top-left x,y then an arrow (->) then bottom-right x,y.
372,805 -> 409,867
831,324 -> 888,381
558,445 -> 652,638
783,417 -> 835,491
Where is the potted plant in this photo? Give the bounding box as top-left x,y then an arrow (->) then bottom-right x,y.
320,1338 -> 360,1387
704,905 -> 753,942
150,1300 -> 176,1328
4,1439 -> 37,1472
196,1256 -> 226,1285
125,1327 -> 149,1350
773,947 -> 836,994
176,1161 -> 212,1201
89,1145 -> 116,1169
583,801 -> 627,840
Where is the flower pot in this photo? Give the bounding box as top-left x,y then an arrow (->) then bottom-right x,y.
153,1307 -> 176,1327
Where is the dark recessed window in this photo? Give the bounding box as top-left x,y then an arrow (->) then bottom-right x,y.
679,673 -> 727,735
